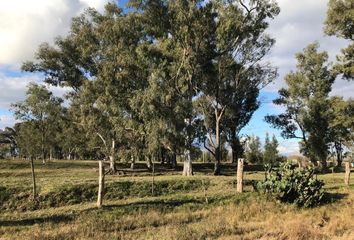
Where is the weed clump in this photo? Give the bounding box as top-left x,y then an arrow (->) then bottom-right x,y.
257,162 -> 324,207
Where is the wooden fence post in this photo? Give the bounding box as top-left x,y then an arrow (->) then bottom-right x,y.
97,160 -> 105,208
30,157 -> 37,200
344,161 -> 351,186
237,158 -> 244,193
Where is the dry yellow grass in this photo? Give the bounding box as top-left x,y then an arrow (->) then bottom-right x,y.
1,187 -> 353,240
0,160 -> 353,240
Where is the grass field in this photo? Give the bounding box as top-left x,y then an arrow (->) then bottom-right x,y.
0,159 -> 353,240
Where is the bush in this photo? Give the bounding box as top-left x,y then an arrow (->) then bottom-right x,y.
257,162 -> 324,207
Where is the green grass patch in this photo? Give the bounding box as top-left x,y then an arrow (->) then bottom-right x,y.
0,179 -> 211,211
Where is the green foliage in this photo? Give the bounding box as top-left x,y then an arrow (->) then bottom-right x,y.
17,1 -> 280,172
265,43 -> 335,168
257,162 -> 325,208
245,136 -> 263,164
325,0 -> 354,80
0,127 -> 17,158
11,83 -> 64,159
327,97 -> 354,166
194,0 -> 279,173
263,133 -> 280,166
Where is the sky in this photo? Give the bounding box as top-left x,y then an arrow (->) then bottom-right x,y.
0,0 -> 353,156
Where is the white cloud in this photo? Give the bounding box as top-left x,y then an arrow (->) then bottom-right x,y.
277,139 -> 300,156
0,114 -> 17,130
0,0 -> 109,67
0,73 -> 70,110
79,0 -> 109,11
330,78 -> 354,100
0,73 -> 40,109
264,0 -> 352,96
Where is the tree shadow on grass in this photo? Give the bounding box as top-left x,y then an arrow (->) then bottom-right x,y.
102,197 -> 204,213
321,192 -> 348,205
100,193 -> 252,216
0,214 -> 75,227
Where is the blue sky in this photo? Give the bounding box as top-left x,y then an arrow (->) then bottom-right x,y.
0,0 -> 353,155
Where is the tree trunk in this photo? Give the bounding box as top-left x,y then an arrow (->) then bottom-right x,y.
49,148 -> 53,161
151,161 -> 155,196
320,159 -> 328,172
344,161 -> 351,186
214,159 -> 221,175
214,146 -> 221,175
109,139 -> 116,174
130,155 -> 135,169
237,158 -> 244,193
160,148 -> 165,165
231,148 -> 236,163
146,155 -> 152,171
30,157 -> 37,200
109,155 -> 116,173
213,119 -> 221,175
231,134 -> 243,163
171,152 -> 177,169
97,160 -> 105,208
183,149 -> 193,176
41,132 -> 46,164
335,142 -> 343,168
231,137 -> 239,163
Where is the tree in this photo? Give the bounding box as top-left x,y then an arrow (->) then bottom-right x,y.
14,121 -> 42,199
328,97 -> 354,167
265,43 -> 336,169
245,135 -> 262,164
263,133 -> 280,166
11,83 -> 64,164
23,3 -> 149,172
129,0 -> 218,176
21,7 -> 101,92
194,0 -> 279,175
57,107 -> 90,160
0,127 -> 18,158
325,0 -> 354,80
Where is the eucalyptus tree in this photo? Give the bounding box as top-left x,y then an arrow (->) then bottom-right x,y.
21,7 -> 103,161
265,43 -> 336,169
129,66 -> 187,169
328,97 -> 354,167
196,0 -> 279,174
11,83 -> 64,164
15,121 -> 42,199
21,7 -> 101,92
57,108 -> 89,160
325,0 -> 354,80
0,127 -> 18,158
129,0 -> 217,176
74,4 -> 152,172
21,4 -> 148,172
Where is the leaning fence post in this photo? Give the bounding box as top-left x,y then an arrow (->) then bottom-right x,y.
97,160 -> 105,208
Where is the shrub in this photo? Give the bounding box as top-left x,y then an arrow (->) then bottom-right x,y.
257,162 -> 324,207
